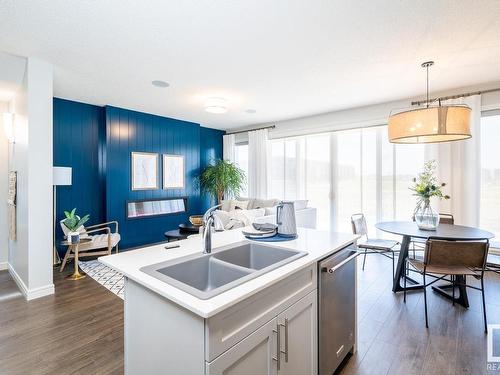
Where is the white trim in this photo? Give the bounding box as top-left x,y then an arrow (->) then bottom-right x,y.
8,263 -> 54,300
0,261 -> 8,270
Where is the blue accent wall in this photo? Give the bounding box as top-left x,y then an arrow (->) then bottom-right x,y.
53,99 -> 223,251
53,98 -> 106,254
200,126 -> 224,211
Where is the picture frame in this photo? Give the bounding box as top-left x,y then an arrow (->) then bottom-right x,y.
131,152 -> 159,190
163,154 -> 185,189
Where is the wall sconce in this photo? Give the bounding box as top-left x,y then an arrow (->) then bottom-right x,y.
3,112 -> 15,143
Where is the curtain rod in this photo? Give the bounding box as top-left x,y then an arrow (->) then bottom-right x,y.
225,124 -> 276,135
411,87 -> 500,106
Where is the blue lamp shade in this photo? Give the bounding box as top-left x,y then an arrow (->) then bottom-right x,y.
53,167 -> 72,186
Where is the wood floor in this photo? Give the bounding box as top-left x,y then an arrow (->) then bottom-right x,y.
0,265 -> 124,375
338,254 -> 500,375
0,255 -> 499,375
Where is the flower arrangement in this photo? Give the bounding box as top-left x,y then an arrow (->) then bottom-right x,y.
410,160 -> 450,203
410,160 -> 450,230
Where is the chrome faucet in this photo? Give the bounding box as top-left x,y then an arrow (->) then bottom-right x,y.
202,204 -> 221,254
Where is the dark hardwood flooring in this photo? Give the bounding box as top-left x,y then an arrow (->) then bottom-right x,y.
338,254 -> 500,375
0,265 -> 123,375
1,255 -> 499,374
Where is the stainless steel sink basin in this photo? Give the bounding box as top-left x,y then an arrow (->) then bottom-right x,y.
140,241 -> 306,299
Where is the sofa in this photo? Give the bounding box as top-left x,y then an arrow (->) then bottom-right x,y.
213,198 -> 317,231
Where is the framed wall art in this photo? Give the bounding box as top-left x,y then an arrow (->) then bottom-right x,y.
163,154 -> 185,189
131,152 -> 159,190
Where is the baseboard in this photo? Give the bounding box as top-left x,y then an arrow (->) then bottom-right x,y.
0,261 -> 8,270
8,264 -> 55,300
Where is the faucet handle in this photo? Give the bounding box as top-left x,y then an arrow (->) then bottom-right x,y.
203,204 -> 222,223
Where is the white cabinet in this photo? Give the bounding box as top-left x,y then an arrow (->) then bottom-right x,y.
278,291 -> 317,375
206,290 -> 317,375
207,318 -> 278,375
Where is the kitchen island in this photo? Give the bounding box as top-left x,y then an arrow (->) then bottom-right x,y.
100,227 -> 358,375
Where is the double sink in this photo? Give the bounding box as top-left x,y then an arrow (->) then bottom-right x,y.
140,241 -> 307,299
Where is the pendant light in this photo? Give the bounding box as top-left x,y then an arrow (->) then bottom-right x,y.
388,61 -> 471,144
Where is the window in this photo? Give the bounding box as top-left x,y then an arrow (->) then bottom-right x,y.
268,125 -> 426,234
480,114 -> 500,244
234,144 -> 249,197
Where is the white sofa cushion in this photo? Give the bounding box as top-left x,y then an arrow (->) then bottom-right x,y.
250,198 -> 280,210
221,198 -> 250,212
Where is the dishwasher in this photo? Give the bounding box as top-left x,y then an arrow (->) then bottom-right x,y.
318,243 -> 358,375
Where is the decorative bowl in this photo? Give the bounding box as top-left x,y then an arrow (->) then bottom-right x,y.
189,215 -> 203,226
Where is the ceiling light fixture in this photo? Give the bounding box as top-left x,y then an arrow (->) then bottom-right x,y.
205,97 -> 228,114
151,80 -> 170,88
388,61 -> 471,144
245,109 -> 256,114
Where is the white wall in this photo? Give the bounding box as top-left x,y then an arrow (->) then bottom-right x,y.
232,81 -> 500,141
0,101 -> 8,270
7,56 -> 54,299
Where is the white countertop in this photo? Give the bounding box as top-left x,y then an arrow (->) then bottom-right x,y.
99,227 -> 358,318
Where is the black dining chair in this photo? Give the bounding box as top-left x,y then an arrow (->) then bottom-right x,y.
404,238 -> 489,332
351,213 -> 399,276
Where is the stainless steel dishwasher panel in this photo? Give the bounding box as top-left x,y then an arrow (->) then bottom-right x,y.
318,245 -> 357,375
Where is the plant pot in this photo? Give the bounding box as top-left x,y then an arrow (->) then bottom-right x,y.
67,231 -> 81,244
414,199 -> 440,231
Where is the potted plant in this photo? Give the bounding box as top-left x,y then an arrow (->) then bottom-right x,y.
199,159 -> 246,205
410,160 -> 450,230
62,208 -> 90,244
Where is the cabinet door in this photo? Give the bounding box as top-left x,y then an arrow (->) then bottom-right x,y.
278,290 -> 317,375
207,318 -> 278,375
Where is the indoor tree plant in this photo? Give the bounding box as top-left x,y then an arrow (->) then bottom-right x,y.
62,208 -> 90,243
199,159 -> 246,205
410,160 -> 450,230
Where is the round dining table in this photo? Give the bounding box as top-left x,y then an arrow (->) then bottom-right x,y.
375,221 -> 494,308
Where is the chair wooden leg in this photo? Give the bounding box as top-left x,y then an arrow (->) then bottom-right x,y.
423,273 -> 429,328
362,249 -> 368,271
481,277 -> 487,333
59,247 -> 71,272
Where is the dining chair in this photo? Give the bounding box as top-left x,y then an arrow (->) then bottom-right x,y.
404,238 -> 489,332
410,213 -> 455,259
351,213 -> 399,275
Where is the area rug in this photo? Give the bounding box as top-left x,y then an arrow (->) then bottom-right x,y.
79,260 -> 124,300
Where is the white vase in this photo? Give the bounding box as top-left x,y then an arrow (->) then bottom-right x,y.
414,199 -> 440,231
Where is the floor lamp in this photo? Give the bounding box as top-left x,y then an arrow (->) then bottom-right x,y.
53,167 -> 72,265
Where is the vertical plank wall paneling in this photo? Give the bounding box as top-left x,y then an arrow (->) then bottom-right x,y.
200,126 -> 224,210
53,98 -> 106,254
105,106 -> 223,249
53,99 -> 223,251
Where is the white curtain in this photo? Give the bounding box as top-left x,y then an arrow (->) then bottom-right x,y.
425,94 -> 481,226
223,134 -> 235,162
248,129 -> 269,198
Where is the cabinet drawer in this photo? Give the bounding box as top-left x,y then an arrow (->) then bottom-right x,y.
205,264 -> 316,361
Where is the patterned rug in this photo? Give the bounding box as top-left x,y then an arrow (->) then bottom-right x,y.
79,260 -> 124,299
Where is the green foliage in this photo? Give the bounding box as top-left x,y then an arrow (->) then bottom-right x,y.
199,159 -> 246,204
62,208 -> 90,232
410,160 -> 450,209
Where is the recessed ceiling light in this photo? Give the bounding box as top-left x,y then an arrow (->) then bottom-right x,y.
151,80 -> 169,88
245,109 -> 256,114
205,97 -> 228,114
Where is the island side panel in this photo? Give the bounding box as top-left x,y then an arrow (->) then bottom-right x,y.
124,278 -> 205,375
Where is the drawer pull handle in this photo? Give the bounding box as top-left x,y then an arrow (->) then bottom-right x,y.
279,318 -> 289,362
272,325 -> 281,370
336,344 -> 345,358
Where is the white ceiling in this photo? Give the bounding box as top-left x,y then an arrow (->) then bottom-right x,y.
1,0 -> 500,130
